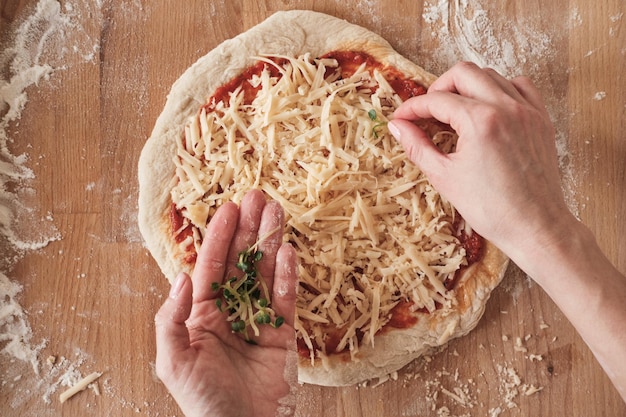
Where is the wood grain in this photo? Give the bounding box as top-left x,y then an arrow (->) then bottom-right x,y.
0,0 -> 624,416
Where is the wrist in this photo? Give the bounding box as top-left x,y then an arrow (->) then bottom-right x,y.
495,208 -> 588,285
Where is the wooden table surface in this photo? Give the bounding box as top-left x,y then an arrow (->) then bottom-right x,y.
1,0 -> 624,416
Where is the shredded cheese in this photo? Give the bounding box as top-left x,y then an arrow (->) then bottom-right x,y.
171,53 -> 464,359
59,372 -> 102,403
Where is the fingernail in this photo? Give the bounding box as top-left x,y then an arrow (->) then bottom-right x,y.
388,121 -> 401,139
169,273 -> 186,299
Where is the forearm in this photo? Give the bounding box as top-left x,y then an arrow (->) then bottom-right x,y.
389,63 -> 626,400
504,215 -> 626,401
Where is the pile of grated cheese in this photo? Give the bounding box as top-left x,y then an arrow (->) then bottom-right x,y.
171,53 -> 467,361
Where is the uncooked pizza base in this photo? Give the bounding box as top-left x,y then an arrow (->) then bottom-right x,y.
138,10 -> 509,387
297,240 -> 508,386
138,10 -> 437,283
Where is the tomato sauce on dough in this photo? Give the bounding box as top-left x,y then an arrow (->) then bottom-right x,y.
170,51 -> 484,357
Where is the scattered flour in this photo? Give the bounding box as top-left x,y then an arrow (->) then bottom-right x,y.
593,91 -> 607,101
0,0 -> 100,411
40,353 -> 90,404
397,341 -> 546,416
0,0 -> 66,252
569,6 -> 583,28
420,0 -> 580,217
0,0 -> 68,378
0,271 -> 44,375
421,0 -> 554,76
609,12 -> 623,37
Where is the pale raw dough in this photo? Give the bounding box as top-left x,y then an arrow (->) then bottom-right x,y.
138,10 -> 508,387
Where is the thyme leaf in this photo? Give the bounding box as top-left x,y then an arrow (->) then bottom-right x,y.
368,109 -> 388,138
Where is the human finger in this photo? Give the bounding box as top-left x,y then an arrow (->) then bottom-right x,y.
155,272 -> 193,377
482,67 -> 525,102
256,200 -> 286,296
511,76 -> 549,115
225,190 -> 267,278
192,201 -> 239,302
428,61 -> 511,102
392,91 -> 475,133
270,243 -> 298,327
388,119 -> 448,180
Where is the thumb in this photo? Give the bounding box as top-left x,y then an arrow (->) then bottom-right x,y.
388,119 -> 447,178
155,272 -> 193,374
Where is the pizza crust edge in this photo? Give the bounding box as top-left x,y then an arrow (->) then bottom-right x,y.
297,240 -> 509,386
137,10 -> 510,387
138,10 -> 437,284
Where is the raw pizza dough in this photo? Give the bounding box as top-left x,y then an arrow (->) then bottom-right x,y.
138,10 -> 509,386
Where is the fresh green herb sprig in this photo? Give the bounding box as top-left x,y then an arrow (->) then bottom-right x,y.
211,241 -> 285,343
368,109 -> 388,138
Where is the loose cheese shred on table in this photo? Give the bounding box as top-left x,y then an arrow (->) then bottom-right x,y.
171,53 -> 465,360
59,372 -> 102,403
